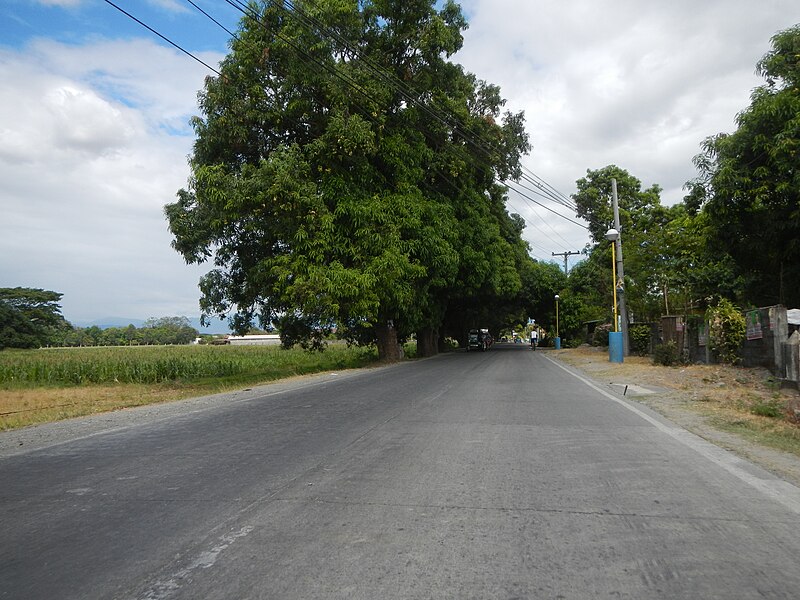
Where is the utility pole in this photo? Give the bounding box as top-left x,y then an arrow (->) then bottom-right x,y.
552,250 -> 580,275
611,178 -> 630,356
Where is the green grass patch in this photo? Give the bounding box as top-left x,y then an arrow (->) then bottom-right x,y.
710,414 -> 800,457
0,344 -> 379,388
0,343 -> 381,430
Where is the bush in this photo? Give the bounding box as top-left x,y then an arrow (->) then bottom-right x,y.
592,323 -> 612,347
653,341 -> 680,366
629,324 -> 652,356
750,397 -> 784,419
706,298 -> 746,365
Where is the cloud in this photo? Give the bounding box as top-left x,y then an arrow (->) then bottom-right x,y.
454,0 -> 797,257
36,0 -> 82,6
146,0 -> 192,13
0,38 -> 221,322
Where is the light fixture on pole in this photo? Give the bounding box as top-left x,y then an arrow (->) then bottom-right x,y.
604,228 -> 619,332
604,228 -> 623,363
554,294 -> 560,350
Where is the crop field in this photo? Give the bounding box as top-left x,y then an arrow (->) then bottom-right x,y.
0,343 -> 380,430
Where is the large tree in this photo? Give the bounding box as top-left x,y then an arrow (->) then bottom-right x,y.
166,0 -> 529,360
687,24 -> 800,307
572,166 -> 674,322
0,287 -> 70,349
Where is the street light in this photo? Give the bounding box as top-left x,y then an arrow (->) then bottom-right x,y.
554,294 -> 560,350
605,228 -> 623,363
604,228 -> 619,332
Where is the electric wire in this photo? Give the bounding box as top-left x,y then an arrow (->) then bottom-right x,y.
116,0 -> 587,251
102,0 -> 222,75
208,0 -> 591,248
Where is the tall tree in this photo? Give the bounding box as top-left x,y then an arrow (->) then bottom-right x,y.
166,0 -> 529,360
572,166 -> 671,322
687,24 -> 800,307
0,287 -> 70,349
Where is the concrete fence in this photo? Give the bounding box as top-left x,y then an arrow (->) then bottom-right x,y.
660,305 -> 800,387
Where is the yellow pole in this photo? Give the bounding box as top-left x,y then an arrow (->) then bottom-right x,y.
556,298 -> 559,338
611,241 -> 618,332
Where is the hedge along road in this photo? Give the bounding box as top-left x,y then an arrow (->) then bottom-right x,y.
2,343 -> 800,600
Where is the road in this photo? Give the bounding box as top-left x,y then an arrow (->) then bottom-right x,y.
2,343 -> 800,599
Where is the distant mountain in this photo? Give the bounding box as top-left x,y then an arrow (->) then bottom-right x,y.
190,317 -> 231,335
74,317 -> 146,329
71,316 -> 231,335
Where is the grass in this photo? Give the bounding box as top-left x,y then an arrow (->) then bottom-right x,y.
710,412 -> 800,456
0,343 -> 381,431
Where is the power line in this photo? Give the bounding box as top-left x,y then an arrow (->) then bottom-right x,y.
102,0 -> 221,75
128,0 -> 584,235
183,0 -> 237,38
506,200 -> 570,259
506,182 -> 588,229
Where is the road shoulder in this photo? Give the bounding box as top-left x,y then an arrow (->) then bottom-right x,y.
550,347 -> 800,488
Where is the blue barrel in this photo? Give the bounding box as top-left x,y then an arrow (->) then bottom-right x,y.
554,337 -> 561,350
609,331 -> 624,363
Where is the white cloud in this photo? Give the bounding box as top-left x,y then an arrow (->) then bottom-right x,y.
3,1 -> 798,317
146,0 -> 191,13
35,0 -> 82,6
0,39 -> 220,322
455,0 -> 798,258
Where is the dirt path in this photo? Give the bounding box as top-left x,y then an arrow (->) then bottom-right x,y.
552,346 -> 800,487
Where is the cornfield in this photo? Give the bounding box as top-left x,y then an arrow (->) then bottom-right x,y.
0,344 -> 378,388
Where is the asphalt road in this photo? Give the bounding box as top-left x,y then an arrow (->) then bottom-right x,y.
3,343 -> 800,599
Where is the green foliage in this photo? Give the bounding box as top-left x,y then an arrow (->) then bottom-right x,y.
629,324 -> 652,356
58,318 -> 198,347
572,165 -> 662,246
688,25 -> 800,307
706,298 -> 747,365
652,342 -> 680,366
750,397 -> 784,419
0,344 -> 377,388
0,288 -> 70,349
166,0 -> 531,360
572,167 -> 657,321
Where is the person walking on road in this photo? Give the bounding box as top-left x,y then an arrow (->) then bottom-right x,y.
530,328 -> 538,350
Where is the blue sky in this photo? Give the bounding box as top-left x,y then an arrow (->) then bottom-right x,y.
0,0 -> 796,328
3,0 -> 236,50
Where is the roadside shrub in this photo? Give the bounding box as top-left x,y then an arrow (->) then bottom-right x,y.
653,341 -> 680,366
706,298 -> 746,365
592,323 -> 612,347
629,324 -> 651,356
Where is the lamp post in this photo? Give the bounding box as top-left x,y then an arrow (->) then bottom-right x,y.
604,229 -> 619,331
554,294 -> 560,350
605,228 -> 623,363
610,178 -> 629,356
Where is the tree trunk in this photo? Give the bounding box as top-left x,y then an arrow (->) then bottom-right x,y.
375,321 -> 402,362
416,327 -> 439,358
437,331 -> 449,354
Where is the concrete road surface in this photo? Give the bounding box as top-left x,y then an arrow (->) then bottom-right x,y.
2,343 -> 800,599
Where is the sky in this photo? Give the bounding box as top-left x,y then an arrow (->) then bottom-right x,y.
0,0 -> 796,328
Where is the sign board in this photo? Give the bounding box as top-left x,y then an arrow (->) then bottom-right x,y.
746,310 -> 763,341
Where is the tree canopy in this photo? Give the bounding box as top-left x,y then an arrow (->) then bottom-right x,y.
166,0 -> 531,359
0,287 -> 70,349
687,24 -> 800,307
